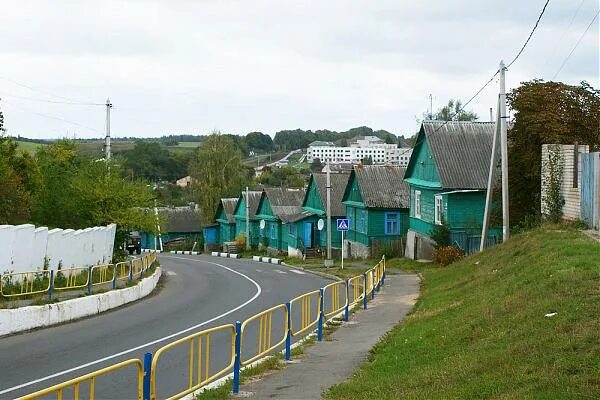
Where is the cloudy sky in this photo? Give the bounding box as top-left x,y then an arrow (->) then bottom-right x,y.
0,0 -> 598,139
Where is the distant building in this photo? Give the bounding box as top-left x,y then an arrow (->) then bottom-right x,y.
141,204 -> 202,250
307,136 -> 412,166
176,176 -> 193,187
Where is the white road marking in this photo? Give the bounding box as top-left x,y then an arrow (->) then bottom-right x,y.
0,257 -> 262,396
273,270 -> 287,274
256,269 -> 262,272
289,269 -> 306,275
166,270 -> 177,276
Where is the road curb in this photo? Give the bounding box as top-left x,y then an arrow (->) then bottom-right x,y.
281,262 -> 341,281
0,267 -> 162,337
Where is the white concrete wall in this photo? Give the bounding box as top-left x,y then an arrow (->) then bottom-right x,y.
4,224 -> 116,273
31,227 -> 48,270
12,224 -> 35,273
0,267 -> 161,337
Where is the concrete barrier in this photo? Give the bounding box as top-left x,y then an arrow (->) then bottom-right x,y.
0,267 -> 162,337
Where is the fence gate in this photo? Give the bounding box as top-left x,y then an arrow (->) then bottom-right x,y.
581,153 -> 600,229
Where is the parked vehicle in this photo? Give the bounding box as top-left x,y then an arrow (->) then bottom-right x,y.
126,231 -> 142,255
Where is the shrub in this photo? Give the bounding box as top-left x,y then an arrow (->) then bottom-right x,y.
430,222 -> 451,249
371,239 -> 405,259
433,246 -> 464,266
234,234 -> 246,248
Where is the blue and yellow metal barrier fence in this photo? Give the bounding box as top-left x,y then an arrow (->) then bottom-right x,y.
18,255 -> 386,400
1,253 -> 157,300
17,358 -> 144,400
150,324 -> 236,400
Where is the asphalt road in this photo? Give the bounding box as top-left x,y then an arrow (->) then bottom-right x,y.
0,255 -> 330,399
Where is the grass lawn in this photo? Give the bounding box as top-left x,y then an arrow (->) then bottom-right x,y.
16,140 -> 47,153
325,226 -> 600,399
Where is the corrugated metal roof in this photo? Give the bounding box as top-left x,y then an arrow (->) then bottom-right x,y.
263,188 -> 306,223
312,172 -> 350,216
157,206 -> 201,233
352,165 -> 409,208
220,198 -> 238,223
423,121 -> 496,189
242,191 -> 263,219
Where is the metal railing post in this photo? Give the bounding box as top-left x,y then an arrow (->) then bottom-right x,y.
129,259 -> 134,282
112,265 -> 117,289
382,255 -> 386,285
48,270 -> 54,301
363,273 -> 368,310
344,279 -> 349,322
285,302 -> 291,361
233,321 -> 242,394
143,352 -> 152,400
87,266 -> 92,294
317,288 -> 324,341
371,272 -> 375,300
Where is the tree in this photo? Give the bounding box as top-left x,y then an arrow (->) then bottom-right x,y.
31,140 -> 158,232
244,132 -> 274,152
189,133 -> 250,223
361,156 -> 373,165
122,141 -> 187,182
507,80 -> 600,225
433,99 -> 478,121
310,158 -> 324,172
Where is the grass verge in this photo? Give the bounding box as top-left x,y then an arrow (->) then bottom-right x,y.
324,226 -> 600,399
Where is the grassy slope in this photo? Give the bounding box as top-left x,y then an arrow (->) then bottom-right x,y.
326,227 -> 600,399
16,140 -> 47,153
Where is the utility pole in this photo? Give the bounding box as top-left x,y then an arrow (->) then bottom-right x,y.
245,186 -> 250,251
325,161 -> 332,266
480,98 -> 501,251
429,93 -> 433,119
489,107 -> 493,122
104,98 -> 112,160
499,61 -> 510,242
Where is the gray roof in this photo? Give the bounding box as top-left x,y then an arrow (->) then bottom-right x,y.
220,198 -> 238,223
263,188 -> 306,223
158,206 -> 201,233
422,121 -> 496,189
351,165 -> 409,208
312,173 -> 350,216
240,191 -> 263,219
309,140 -> 335,147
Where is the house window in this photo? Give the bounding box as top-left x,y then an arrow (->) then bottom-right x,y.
385,212 -> 400,235
289,223 -> 295,235
415,190 -> 421,219
357,209 -> 367,233
434,195 -> 443,225
270,223 -> 276,239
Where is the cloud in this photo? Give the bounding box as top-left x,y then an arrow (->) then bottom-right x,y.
0,0 -> 597,138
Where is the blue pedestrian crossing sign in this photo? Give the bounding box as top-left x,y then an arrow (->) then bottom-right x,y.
336,218 -> 349,231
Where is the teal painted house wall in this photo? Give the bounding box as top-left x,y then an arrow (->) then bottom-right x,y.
233,196 -> 260,246
404,126 -> 500,253
215,206 -> 236,244
256,195 -> 287,252
344,173 -> 409,248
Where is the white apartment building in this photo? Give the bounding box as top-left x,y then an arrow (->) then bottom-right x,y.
307,136 -> 413,166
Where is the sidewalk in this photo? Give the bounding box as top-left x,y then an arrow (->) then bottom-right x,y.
236,270 -> 420,399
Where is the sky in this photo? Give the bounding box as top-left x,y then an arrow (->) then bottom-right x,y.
0,0 -> 598,139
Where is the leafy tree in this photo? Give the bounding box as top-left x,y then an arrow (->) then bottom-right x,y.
31,140 -> 158,233
244,132 -> 274,152
433,99 -> 478,121
507,80 -> 600,224
361,156 -> 373,165
122,141 -> 186,182
255,166 -> 305,188
189,133 -> 250,223
311,158 -> 324,172
0,135 -> 40,224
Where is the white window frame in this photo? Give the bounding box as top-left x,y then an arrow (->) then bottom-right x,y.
415,190 -> 421,219
434,195 -> 443,225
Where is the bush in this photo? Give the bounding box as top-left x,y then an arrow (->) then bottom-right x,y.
234,234 -> 246,248
430,223 -> 451,249
433,246 -> 464,266
371,239 -> 405,259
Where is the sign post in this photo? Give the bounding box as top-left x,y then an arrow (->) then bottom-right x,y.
337,219 -> 349,270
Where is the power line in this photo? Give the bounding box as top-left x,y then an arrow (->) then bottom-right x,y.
0,91 -> 104,106
506,0 -> 551,69
541,0 -> 586,72
0,76 -> 103,106
0,98 -> 102,133
552,9 -> 599,79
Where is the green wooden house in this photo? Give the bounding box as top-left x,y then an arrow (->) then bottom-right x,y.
255,188 -> 306,253
342,165 -> 409,258
233,191 -> 263,247
403,121 -> 501,259
214,197 -> 239,246
287,173 -> 350,257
